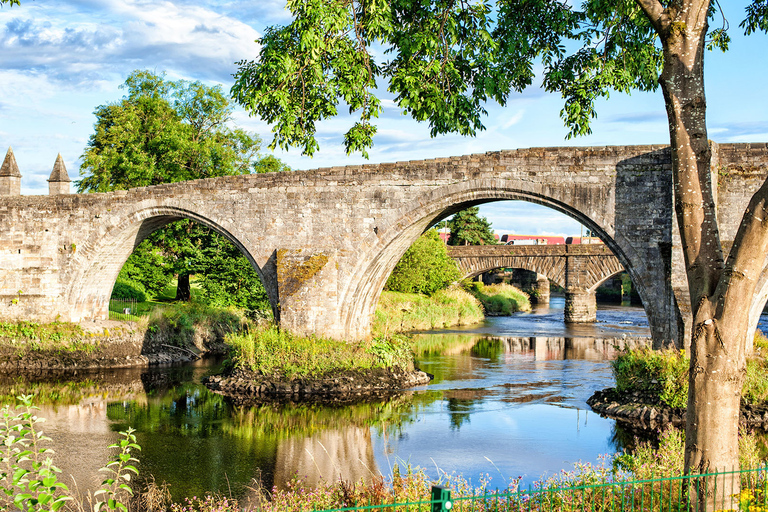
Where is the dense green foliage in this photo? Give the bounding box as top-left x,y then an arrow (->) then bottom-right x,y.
447,207 -> 496,246
466,282 -> 531,315
373,287 -> 484,335
612,339 -> 768,409
385,230 -> 461,295
226,325 -> 413,379
108,279 -> 148,302
228,0 -> 756,154
77,70 -> 283,311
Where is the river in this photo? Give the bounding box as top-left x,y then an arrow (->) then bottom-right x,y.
0,296 -> 653,501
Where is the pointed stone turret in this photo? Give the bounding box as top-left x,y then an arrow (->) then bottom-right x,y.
0,147 -> 21,196
48,154 -> 71,195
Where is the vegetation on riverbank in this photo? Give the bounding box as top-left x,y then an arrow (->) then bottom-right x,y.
611,330 -> 768,409
372,287 -> 484,335
5,391 -> 766,512
466,282 -> 531,315
226,325 -> 414,379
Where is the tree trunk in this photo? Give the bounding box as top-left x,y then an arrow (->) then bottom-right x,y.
641,0 -> 746,508
176,273 -> 192,301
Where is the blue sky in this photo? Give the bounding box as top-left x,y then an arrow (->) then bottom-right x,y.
1,0 -> 767,236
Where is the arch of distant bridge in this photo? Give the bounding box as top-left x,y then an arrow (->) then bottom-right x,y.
446,244 -> 625,322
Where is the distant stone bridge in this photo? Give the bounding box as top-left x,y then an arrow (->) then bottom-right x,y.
447,244 -> 624,322
2,142 -> 768,349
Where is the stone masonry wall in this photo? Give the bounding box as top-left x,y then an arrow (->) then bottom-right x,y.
5,143 -> 755,347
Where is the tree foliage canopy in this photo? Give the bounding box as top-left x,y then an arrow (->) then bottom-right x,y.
79,70 -> 283,311
385,230 -> 461,295
447,207 -> 496,246
231,0 -> 705,155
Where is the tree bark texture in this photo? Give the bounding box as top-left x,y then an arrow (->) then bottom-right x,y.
634,0 -> 768,508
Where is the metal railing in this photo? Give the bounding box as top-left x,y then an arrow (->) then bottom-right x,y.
108,298 -> 152,321
314,467 -> 767,512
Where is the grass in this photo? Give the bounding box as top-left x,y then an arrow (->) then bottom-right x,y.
0,320 -> 101,353
226,325 -> 414,379
612,330 -> 768,408
372,286 -> 484,336
466,282 -> 531,316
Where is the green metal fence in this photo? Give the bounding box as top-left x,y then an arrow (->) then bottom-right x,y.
317,467 -> 768,512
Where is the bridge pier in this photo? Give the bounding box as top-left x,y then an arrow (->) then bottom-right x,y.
533,275 -> 550,304
564,290 -> 597,323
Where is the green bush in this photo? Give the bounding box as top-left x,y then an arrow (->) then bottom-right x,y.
611,347 -> 689,408
111,278 -> 148,302
385,230 -> 461,295
116,240 -> 172,299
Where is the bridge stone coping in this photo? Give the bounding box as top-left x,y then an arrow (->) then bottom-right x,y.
2,143 -> 768,349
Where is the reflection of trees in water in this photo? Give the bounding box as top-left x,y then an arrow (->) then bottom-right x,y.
446,397 -> 474,430
106,379 -> 438,500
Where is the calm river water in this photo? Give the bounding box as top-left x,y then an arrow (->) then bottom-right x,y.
1,297 -> 654,501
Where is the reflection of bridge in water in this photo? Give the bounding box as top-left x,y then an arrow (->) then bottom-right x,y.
447,245 -> 624,323
500,336 -> 647,361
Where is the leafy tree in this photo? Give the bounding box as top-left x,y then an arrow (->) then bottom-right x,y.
196,233 -> 271,313
79,70 -> 285,306
116,241 -> 172,298
447,207 -> 496,246
230,0 -> 768,482
385,230 -> 461,295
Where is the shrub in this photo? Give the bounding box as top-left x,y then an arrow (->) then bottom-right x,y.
111,278 -> 148,302
611,347 -> 689,408
385,230 -> 461,295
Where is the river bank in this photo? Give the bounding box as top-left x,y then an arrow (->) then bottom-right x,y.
0,303 -> 248,370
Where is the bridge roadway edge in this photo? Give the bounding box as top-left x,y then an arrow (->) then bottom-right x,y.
1,143 -> 767,349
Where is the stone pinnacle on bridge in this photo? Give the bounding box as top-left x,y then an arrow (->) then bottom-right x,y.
48,154 -> 71,195
0,147 -> 21,196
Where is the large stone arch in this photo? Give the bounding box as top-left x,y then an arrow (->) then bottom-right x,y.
64,204 -> 276,322
338,179 -> 674,346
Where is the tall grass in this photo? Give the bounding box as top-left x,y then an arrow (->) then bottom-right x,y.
372,286 -> 484,335
466,282 -> 531,315
227,326 -> 414,379
612,331 -> 768,408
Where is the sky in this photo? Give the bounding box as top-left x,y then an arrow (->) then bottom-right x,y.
1,0 -> 767,237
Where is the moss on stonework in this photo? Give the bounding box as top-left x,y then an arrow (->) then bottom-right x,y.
276,249 -> 330,298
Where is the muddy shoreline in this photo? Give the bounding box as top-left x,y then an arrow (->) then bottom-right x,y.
0,320 -> 215,371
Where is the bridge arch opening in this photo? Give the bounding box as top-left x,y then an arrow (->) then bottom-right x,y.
341,189 -> 664,344
65,206 -> 276,324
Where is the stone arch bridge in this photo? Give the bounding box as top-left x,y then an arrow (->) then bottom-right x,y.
2,142 -> 768,349
447,244 -> 624,323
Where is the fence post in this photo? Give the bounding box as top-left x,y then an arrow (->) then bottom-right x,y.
431,486 -> 452,512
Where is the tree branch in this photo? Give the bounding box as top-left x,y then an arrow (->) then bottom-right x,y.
716,176 -> 768,326
633,0 -> 668,33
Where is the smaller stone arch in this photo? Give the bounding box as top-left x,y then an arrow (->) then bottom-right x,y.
446,244 -> 625,323
64,205 -> 276,322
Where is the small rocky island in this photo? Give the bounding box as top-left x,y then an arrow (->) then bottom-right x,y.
204,366 -> 432,405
